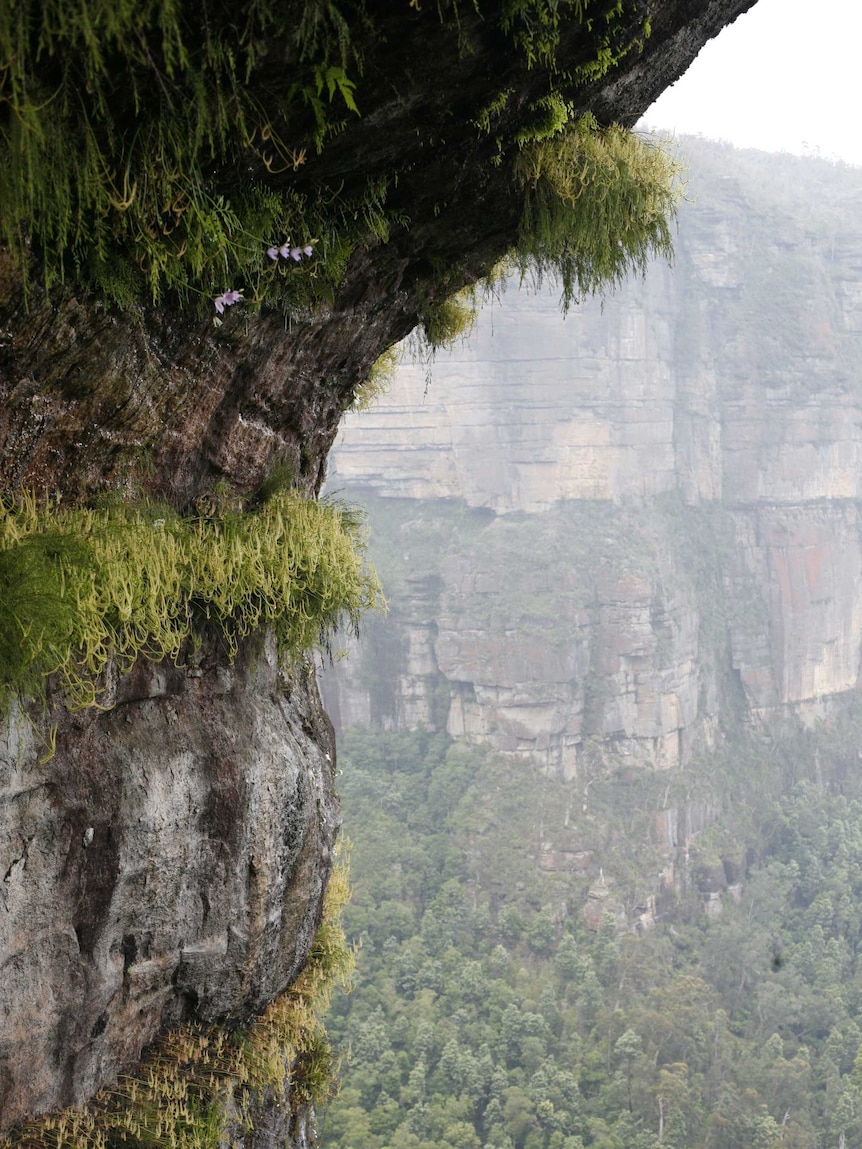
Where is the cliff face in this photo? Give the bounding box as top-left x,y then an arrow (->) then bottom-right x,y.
0,639 -> 336,1128
0,2 -> 760,1131
325,142 -> 862,774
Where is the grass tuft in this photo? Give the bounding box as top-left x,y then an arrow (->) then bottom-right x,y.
0,491 -> 381,710
351,346 -> 402,411
513,114 -> 683,308
419,287 -> 478,352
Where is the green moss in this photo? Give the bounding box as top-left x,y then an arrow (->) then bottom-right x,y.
500,0 -> 650,73
1,0 -> 676,320
0,0 -> 367,311
409,117 -> 680,342
1,2 -> 674,322
515,93 -> 571,146
351,345 -> 402,411
513,113 -> 682,307
419,287 -> 478,351
0,490 -> 381,710
1,857 -> 355,1149
473,88 -> 514,135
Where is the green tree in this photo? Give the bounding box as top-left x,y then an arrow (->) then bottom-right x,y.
615,1030 -> 643,1114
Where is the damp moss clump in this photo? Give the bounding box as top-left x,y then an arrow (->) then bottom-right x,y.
514,113 -> 683,307
0,0 -> 367,310
0,491 -> 381,710
1,857 -> 355,1149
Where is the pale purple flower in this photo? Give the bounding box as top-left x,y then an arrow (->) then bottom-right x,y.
268,240 -> 313,264
214,289 -> 243,314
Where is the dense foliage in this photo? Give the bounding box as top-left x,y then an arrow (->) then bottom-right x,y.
0,0 -> 675,316
320,721 -> 862,1149
0,490 -> 380,709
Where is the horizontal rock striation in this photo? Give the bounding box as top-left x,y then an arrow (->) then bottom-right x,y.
325,142 -> 862,772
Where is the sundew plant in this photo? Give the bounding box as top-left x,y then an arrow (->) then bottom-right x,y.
0,491 -> 381,710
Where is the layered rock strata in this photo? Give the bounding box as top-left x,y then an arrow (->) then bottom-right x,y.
325,143 -> 862,773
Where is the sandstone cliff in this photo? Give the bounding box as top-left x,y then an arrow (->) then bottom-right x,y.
325,140 -> 862,775
0,1 -> 757,1132
0,641 -> 336,1128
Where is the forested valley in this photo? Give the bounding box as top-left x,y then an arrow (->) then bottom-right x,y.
321,720 -> 862,1149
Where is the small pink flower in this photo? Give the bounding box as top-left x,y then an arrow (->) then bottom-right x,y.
303,244 -> 313,257
279,243 -> 291,259
289,247 -> 303,261
214,289 -> 243,314
267,246 -> 279,260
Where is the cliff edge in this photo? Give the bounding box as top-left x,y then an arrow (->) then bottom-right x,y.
0,0 -> 756,1131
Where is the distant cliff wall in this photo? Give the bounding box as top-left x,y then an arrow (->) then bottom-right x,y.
324,142 -> 862,774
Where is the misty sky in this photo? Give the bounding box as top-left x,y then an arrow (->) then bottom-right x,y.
641,0 -> 862,167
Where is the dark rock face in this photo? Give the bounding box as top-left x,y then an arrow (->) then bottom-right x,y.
0,640 -> 337,1128
0,0 -> 759,1129
0,0 -> 757,510
0,256 -> 401,506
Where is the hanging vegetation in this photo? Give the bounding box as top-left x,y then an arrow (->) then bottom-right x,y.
514,112 -> 683,308
0,491 -> 381,710
0,1 -> 672,316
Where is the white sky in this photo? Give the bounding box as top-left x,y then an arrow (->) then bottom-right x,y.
640,0 -> 862,167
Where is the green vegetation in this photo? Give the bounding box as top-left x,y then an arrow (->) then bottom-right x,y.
499,0 -> 651,75
2,858 -> 354,1149
0,0 -> 370,309
320,718 -> 862,1149
0,1 -> 678,317
514,115 -> 682,308
352,346 -> 403,412
0,490 -> 380,709
419,288 -> 480,352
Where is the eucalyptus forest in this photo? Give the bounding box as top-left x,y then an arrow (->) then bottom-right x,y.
321,724 -> 862,1149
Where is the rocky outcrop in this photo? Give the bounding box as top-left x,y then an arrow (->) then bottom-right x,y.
0,3 -> 762,1129
0,638 -> 336,1128
0,1 -> 758,512
324,142 -> 862,772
